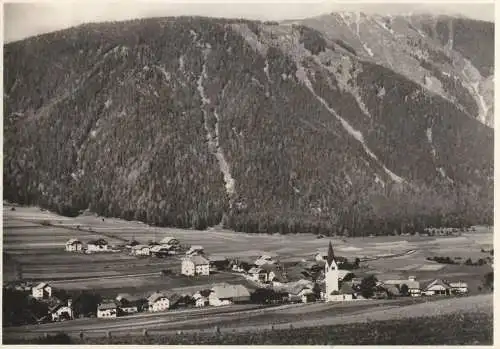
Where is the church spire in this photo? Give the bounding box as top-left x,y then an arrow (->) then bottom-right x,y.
326,241 -> 335,266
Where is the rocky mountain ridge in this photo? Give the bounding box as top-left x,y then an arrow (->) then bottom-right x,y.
3,13 -> 494,235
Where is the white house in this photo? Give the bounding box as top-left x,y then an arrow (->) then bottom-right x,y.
131,245 -> 151,256
448,281 -> 469,294
423,279 -> 451,296
87,239 -> 109,252
97,302 -> 118,318
65,239 -> 83,252
148,292 -> 170,312
32,282 -> 52,299
193,290 -> 211,307
49,299 -> 73,321
181,255 -> 210,276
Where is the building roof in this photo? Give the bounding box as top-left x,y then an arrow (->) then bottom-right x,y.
382,279 -> 420,289
160,237 -> 179,244
151,245 -> 173,252
448,281 -> 468,288
66,239 -> 82,245
248,267 -> 262,275
131,244 -> 149,250
338,270 -> 355,280
211,283 -> 250,299
186,255 -> 209,265
326,241 -> 335,266
98,302 -> 117,310
383,284 -> 401,296
88,238 -> 108,246
424,279 -> 451,290
147,292 -> 167,304
33,282 -> 50,290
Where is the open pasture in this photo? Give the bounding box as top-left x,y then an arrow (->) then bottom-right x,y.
3,204 -> 493,296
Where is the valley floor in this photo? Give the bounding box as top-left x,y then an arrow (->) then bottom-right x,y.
3,294 -> 493,344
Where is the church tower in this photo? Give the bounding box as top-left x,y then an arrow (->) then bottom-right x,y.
325,241 -> 339,301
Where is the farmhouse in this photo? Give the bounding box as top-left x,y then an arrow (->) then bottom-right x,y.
97,302 -> 118,318
181,255 -> 210,276
186,245 -> 204,256
255,255 -> 276,266
87,238 -> 109,252
448,281 -> 469,294
382,276 -> 421,297
167,293 -> 194,309
423,279 -> 451,296
287,284 -> 315,303
65,239 -> 83,252
193,289 -> 211,307
131,244 -> 151,256
32,282 -> 52,299
49,299 -> 73,322
159,237 -> 180,246
116,294 -> 140,314
209,283 -> 251,306
151,245 -> 174,257
249,264 -> 286,284
208,256 -> 230,271
148,292 -> 170,312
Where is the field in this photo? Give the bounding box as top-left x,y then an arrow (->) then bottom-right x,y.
3,294 -> 493,343
2,203 -> 494,344
3,203 -> 493,297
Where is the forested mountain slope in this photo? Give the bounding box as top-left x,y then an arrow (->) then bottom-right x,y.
4,14 -> 494,236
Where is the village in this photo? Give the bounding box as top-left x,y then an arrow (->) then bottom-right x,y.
4,233 -> 478,325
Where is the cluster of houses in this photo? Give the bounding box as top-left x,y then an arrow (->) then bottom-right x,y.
65,238 -> 112,253
224,242 -> 470,302
21,281 -> 254,321
43,239 -> 472,323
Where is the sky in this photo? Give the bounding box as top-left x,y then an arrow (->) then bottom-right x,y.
3,1 -> 495,43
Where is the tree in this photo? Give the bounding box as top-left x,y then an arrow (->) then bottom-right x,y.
360,275 -> 378,299
312,283 -> 322,299
483,271 -> 493,291
354,258 -> 361,268
400,284 -> 409,296
72,291 -> 102,318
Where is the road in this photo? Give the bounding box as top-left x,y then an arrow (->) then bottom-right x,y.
3,294 -> 492,341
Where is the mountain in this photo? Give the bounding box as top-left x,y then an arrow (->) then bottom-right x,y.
3,14 -> 494,236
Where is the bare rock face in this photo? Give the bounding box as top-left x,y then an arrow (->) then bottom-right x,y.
301,13 -> 494,128
3,15 -> 493,235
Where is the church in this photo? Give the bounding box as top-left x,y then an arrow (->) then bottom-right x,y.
324,241 -> 354,302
